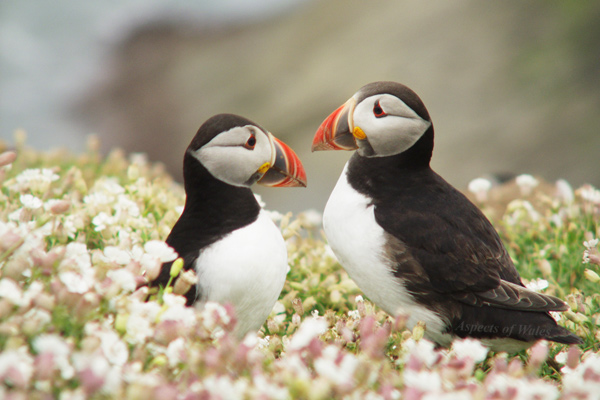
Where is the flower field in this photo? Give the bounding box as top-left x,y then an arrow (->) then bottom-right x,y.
0,135 -> 599,399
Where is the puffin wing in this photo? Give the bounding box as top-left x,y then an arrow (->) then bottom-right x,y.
452,280 -> 568,311
375,175 -> 568,313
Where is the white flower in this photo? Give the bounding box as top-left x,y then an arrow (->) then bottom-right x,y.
270,301 -> 287,325
578,185 -> 600,204
516,174 -> 539,196
103,246 -> 132,265
468,177 -> 493,193
63,242 -> 92,270
197,375 -> 250,399
555,351 -> 568,365
265,210 -> 284,223
550,311 -> 562,322
257,336 -> 270,349
0,347 -> 34,386
0,278 -> 25,306
166,337 -> 186,367
199,301 -> 231,330
10,168 -> 59,192
98,178 -> 125,195
401,338 -> 439,367
555,179 -> 574,203
252,374 -> 290,400
487,374 -> 559,400
23,281 -> 44,304
505,200 -> 540,225
299,209 -> 323,228
98,331 -> 128,366
22,308 -> 52,333
584,238 -> 599,250
125,299 -> 162,344
403,369 -> 442,392
143,240 -> 178,262
92,212 -> 115,232
279,353 -> 311,381
161,298 -> 195,327
562,353 -> 600,396
451,338 -> 489,363
33,334 -> 75,379
125,313 -> 154,344
115,195 -> 140,218
288,317 -> 328,350
347,310 -> 361,320
61,215 -> 80,239
129,152 -> 149,166
58,388 -> 90,400
106,269 -> 137,293
583,251 -> 591,264
526,278 -> 549,292
314,345 -> 359,386
59,271 -> 92,293
83,192 -> 111,206
468,177 -> 492,202
20,194 -> 43,210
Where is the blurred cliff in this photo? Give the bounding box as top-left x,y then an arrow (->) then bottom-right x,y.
2,1 -> 599,213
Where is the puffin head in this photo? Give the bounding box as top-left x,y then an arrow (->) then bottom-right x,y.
312,82 -> 433,160
187,114 -> 307,188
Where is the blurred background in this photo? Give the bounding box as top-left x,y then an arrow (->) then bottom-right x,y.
2,0 -> 599,214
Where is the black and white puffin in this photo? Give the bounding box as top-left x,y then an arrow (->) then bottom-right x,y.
312,81 -> 581,351
152,113 -> 306,337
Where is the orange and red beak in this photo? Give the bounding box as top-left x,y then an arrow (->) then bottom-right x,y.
258,134 -> 307,188
311,98 -> 359,152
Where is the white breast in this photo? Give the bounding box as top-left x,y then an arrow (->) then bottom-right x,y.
194,210 -> 288,337
323,163 -> 451,345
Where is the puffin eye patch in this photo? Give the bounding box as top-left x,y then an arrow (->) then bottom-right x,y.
373,100 -> 386,118
244,134 -> 257,150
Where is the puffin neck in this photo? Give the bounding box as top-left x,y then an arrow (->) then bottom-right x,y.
166,153 -> 261,258
392,127 -> 434,169
366,126 -> 434,170
347,127 -> 435,197
181,153 -> 260,219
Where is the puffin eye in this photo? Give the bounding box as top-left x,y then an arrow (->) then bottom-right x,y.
373,100 -> 386,118
244,134 -> 257,150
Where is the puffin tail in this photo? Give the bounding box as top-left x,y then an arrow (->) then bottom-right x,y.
546,325 -> 583,346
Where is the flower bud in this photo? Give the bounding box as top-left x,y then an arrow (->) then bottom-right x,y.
0,150 -> 17,167
528,341 -> 549,371
566,345 -> 581,369
584,269 -> 600,283
412,321 -> 426,341
50,199 -> 71,215
169,258 -> 184,278
173,269 -> 197,295
291,297 -> 304,315
115,313 -> 129,334
538,259 -> 553,277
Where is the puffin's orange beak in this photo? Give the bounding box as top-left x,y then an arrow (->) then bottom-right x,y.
311,98 -> 358,152
258,135 -> 307,188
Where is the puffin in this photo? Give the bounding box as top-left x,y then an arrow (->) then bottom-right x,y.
151,113 -> 307,338
312,81 -> 581,351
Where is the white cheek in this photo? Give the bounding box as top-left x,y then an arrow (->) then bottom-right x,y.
193,147 -> 257,186
354,99 -> 431,157
368,117 -> 431,157
193,141 -> 272,187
